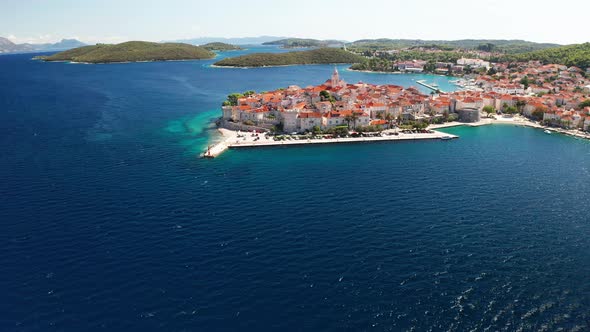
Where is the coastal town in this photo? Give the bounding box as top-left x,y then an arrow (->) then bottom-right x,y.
205,58 -> 590,157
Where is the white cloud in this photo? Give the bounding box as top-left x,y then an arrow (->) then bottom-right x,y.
4,34 -> 65,44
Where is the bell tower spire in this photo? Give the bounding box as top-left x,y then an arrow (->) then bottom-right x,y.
331,66 -> 341,88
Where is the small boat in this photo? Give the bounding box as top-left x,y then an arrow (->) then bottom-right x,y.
441,135 -> 453,140
544,130 -> 552,134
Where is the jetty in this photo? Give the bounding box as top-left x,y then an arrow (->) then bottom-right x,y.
416,80 -> 444,93
201,128 -> 458,158
201,142 -> 228,158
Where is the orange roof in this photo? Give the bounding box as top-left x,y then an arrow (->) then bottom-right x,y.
298,112 -> 322,119
370,120 -> 388,125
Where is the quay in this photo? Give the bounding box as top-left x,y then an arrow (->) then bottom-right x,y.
201,128 -> 458,158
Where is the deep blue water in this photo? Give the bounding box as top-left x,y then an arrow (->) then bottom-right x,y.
1,49 -> 590,331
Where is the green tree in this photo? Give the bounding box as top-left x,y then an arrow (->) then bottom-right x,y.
412,122 -> 428,130
579,99 -> 590,108
516,100 -> 527,113
504,106 -> 518,114
482,105 -> 495,117
225,93 -> 244,106
520,76 -> 530,89
531,107 -> 546,121
384,113 -> 395,129
345,113 -> 360,129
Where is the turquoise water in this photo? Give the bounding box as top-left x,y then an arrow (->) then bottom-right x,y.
2,49 -> 590,331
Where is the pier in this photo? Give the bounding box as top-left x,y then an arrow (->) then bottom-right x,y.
201,142 -> 228,158
416,80 -> 444,93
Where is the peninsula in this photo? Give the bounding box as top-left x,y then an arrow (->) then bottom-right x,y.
213,48 -> 364,67
204,63 -> 590,157
36,41 -> 216,63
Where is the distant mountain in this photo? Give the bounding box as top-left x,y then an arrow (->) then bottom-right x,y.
172,36 -> 287,46
0,37 -> 15,47
263,38 -> 346,48
0,37 -> 32,53
41,39 -> 87,51
36,41 -> 216,64
0,37 -> 87,54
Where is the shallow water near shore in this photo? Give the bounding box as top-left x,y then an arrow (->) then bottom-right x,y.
2,49 -> 590,331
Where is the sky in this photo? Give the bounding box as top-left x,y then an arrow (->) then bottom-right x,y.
2,0 -> 589,45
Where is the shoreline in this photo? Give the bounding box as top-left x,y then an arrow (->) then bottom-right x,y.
431,116 -> 590,139
347,68 -> 459,79
210,62 -> 355,69
202,116 -> 590,158
37,58 -> 215,65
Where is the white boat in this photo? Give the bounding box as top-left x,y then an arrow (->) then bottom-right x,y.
441,135 -> 453,140
544,130 -> 552,134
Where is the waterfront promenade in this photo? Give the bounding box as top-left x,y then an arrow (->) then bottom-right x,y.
202,128 -> 457,158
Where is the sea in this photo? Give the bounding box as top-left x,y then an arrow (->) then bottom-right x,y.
1,46 -> 590,331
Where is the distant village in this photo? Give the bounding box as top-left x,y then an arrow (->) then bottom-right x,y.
221,59 -> 590,134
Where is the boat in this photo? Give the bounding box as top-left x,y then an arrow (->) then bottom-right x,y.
544,130 -> 552,134
441,135 -> 453,140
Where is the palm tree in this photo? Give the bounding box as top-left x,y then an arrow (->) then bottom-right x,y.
384,113 -> 395,129
516,100 -> 527,114
344,115 -> 353,129
350,112 -> 360,129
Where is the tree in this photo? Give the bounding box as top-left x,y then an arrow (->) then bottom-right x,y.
487,67 -> 497,76
225,93 -> 244,106
344,115 -> 355,129
311,125 -> 322,135
579,99 -> 590,108
384,113 -> 395,129
412,122 -> 428,130
520,76 -> 530,89
482,105 -> 495,117
516,100 -> 527,113
351,112 -> 360,129
320,90 -> 331,101
504,106 -> 518,114
531,107 -> 546,121
243,90 -> 256,97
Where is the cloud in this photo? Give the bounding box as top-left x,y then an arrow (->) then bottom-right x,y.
83,35 -> 129,44
5,34 -> 56,44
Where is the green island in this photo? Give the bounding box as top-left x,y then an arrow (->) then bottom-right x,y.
200,42 -> 242,51
35,41 -> 216,63
262,38 -> 344,48
346,39 -> 559,54
213,48 -> 364,67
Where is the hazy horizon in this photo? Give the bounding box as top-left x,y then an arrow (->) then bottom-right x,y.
2,0 -> 589,45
